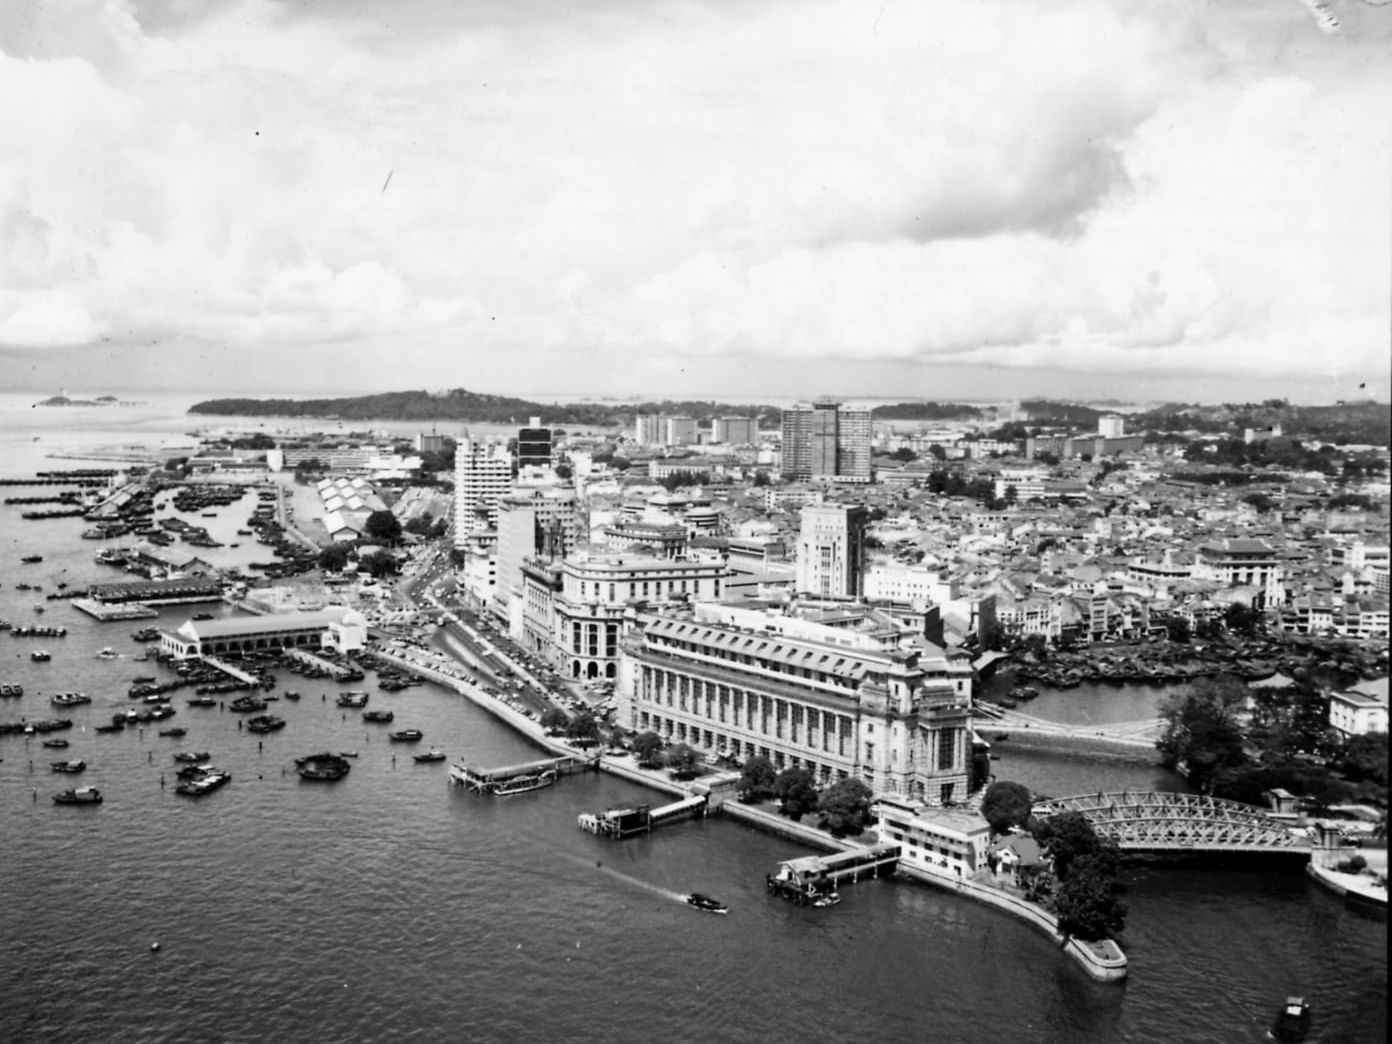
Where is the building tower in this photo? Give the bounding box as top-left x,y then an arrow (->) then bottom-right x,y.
795,504 -> 867,599
517,416 -> 553,469
1098,415 -> 1125,439
780,401 -> 873,482
453,436 -> 513,546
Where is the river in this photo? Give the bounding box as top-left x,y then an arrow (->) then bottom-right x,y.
0,398 -> 1385,1043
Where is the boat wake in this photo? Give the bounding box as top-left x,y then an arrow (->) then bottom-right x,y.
555,850 -> 688,905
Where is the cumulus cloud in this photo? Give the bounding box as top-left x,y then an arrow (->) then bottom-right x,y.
0,0 -> 1387,398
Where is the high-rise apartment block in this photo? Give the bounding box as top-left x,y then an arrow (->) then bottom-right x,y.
665,416 -> 699,447
712,416 -> 758,445
780,400 -> 872,482
633,414 -> 664,446
1097,414 -> 1125,439
453,437 -> 512,544
795,504 -> 867,599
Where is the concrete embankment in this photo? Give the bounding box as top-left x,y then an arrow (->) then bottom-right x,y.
986,729 -> 1164,764
379,647 -> 1129,981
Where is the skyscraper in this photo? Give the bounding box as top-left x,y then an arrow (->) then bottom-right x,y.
795,504 -> 867,599
517,416 -> 553,468
453,436 -> 513,545
780,400 -> 872,482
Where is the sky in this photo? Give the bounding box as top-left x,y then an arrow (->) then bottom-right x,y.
0,0 -> 1389,404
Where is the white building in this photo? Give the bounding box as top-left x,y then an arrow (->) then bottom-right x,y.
1328,690 -> 1389,737
875,798 -> 992,879
795,504 -> 867,599
453,437 -> 513,543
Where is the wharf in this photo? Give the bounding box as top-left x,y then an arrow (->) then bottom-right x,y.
578,793 -> 708,838
71,598 -> 160,622
766,843 -> 901,903
199,653 -> 259,686
448,755 -> 594,795
87,578 -> 224,605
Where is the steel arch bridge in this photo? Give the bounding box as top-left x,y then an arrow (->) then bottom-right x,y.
1032,792 -> 1311,855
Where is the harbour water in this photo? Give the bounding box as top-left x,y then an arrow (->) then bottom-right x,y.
0,400 -> 1386,1043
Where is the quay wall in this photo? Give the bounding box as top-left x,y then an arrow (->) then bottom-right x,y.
375,646 -> 1128,981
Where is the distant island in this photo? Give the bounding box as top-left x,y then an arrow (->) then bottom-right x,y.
185,389 -> 1389,445
34,394 -> 126,408
187,389 -> 989,426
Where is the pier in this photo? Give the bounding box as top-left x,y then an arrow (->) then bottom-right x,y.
285,647 -> 360,680
578,793 -> 709,838
71,598 -> 160,622
766,843 -> 901,904
87,578 -> 224,605
198,653 -> 259,686
448,755 -> 593,795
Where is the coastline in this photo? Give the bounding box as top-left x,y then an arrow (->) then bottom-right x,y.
986,729 -> 1164,764
373,647 -> 1130,982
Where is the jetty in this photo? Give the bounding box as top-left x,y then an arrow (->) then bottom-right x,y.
285,647 -> 361,680
448,755 -> 593,795
71,598 -> 160,622
766,843 -> 901,904
87,578 -> 224,605
578,793 -> 709,838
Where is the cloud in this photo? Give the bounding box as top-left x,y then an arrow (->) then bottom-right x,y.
0,0 -> 1387,398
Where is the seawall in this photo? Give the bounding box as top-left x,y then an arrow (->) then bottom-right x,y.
376,647 -> 1129,981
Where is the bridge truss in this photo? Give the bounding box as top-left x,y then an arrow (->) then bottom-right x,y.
1033,791 -> 1311,854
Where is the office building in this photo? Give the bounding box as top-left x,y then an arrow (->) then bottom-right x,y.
796,504 -> 867,599
517,417 -> 553,468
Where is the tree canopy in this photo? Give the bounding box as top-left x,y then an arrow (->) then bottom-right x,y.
773,768 -> 819,820
632,731 -> 664,767
1155,674 -> 1249,793
665,742 -> 701,779
738,756 -> 776,803
1053,852 -> 1128,942
364,509 -> 403,545
981,780 -> 1034,836
817,778 -> 873,837
565,710 -> 600,745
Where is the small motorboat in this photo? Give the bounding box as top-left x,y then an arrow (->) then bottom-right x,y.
413,748 -> 447,763
811,891 -> 841,908
95,647 -> 119,660
388,729 -> 423,742
684,893 -> 728,914
51,692 -> 92,707
53,786 -> 103,805
173,751 -> 211,764
51,759 -> 87,774
43,738 -> 70,749
296,752 -> 351,781
158,727 -> 187,738
31,650 -> 52,662
1270,996 -> 1311,1041
363,709 -> 395,723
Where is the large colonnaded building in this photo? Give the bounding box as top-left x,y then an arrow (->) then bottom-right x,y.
160,607 -> 368,660
617,600 -> 976,804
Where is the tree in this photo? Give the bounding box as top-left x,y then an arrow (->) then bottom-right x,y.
1165,617 -> 1192,644
318,543 -> 352,572
1053,852 -> 1127,941
666,742 -> 701,779
751,471 -> 771,487
981,780 -> 1034,836
1155,675 -> 1249,792
888,447 -> 917,462
539,707 -> 569,733
632,730 -> 665,767
554,462 -> 573,479
364,510 -> 403,545
566,710 -> 600,745
773,768 -> 818,820
738,756 -> 776,802
403,513 -> 435,536
817,778 -> 873,837
1033,810 -> 1109,882
1223,602 -> 1260,636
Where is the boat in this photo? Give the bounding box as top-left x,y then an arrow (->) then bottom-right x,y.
51,759 -> 87,774
53,786 -> 103,805
173,751 -> 211,764
413,748 -> 447,763
95,647 -> 119,660
186,696 -> 216,707
157,727 -> 187,738
811,891 -> 842,908
31,650 -> 52,662
50,692 -> 92,706
21,555 -> 43,564
0,684 -> 23,697
175,767 -> 231,797
246,714 -> 286,733
192,612 -> 214,621
296,752 -> 352,781
388,729 -> 423,742
42,738 -> 70,749
491,770 -> 557,795
229,695 -> 267,713
684,893 -> 729,914
1270,996 -> 1311,1041
336,691 -> 369,708
283,690 -> 301,701
362,709 -> 395,723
